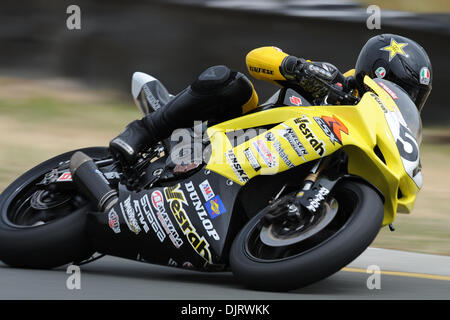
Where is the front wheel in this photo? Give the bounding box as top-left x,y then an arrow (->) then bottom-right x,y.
229,180 -> 384,291
0,147 -> 110,269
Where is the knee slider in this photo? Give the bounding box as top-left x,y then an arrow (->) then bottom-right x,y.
190,66 -> 258,120
191,65 -> 233,93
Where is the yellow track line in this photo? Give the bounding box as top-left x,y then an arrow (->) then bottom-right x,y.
342,267 -> 450,282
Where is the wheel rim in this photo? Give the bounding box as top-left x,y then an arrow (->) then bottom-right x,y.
259,198 -> 339,247
243,187 -> 359,262
5,176 -> 88,228
1,150 -> 111,228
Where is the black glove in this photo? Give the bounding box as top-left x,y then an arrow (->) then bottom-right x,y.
109,120 -> 151,165
281,56 -> 346,100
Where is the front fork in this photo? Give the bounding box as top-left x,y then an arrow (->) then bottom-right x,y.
262,152 -> 346,227
294,152 -> 346,214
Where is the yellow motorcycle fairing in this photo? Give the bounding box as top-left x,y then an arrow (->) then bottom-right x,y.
205,76 -> 422,226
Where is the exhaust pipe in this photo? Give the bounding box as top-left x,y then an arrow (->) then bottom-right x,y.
70,151 -> 118,212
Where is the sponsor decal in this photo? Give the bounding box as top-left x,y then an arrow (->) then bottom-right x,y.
142,84 -> 161,110
289,95 -> 302,106
183,261 -> 194,269
151,190 -> 164,209
134,199 -> 150,234
308,64 -> 333,79
244,147 -> 261,172
378,81 -> 399,100
264,132 -> 295,168
370,93 -> 389,113
205,195 -> 227,219
164,184 -> 212,264
420,67 -> 430,85
150,190 -> 183,248
380,38 -> 408,62
265,132 -> 275,142
108,208 -> 121,234
253,139 -> 277,168
119,196 -> 141,235
225,150 -> 249,183
249,66 -> 274,75
57,172 -> 72,182
375,67 -> 386,79
314,115 -> 348,145
279,124 -> 308,160
294,116 -> 327,157
134,195 -> 166,242
168,258 -> 178,267
199,179 -> 215,201
306,186 -> 330,212
185,182 -> 220,240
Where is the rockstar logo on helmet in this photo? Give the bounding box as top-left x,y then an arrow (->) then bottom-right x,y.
380,39 -> 408,62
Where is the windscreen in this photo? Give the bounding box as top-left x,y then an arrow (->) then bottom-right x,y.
374,78 -> 423,144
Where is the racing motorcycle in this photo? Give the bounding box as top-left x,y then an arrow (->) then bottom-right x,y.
0,70 -> 422,291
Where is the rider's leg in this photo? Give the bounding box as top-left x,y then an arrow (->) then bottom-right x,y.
109,65 -> 258,164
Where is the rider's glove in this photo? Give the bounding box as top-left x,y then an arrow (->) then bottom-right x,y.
109,120 -> 150,165
281,56 -> 346,100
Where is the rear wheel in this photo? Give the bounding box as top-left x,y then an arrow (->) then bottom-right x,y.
229,180 -> 384,291
0,147 -> 110,269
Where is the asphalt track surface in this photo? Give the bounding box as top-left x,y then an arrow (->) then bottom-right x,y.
0,248 -> 449,300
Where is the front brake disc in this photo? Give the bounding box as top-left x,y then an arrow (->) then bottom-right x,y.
260,198 -> 338,247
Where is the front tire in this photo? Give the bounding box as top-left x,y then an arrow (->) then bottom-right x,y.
0,147 -> 110,269
229,180 -> 384,291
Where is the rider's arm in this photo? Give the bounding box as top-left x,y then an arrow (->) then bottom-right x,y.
246,47 -> 354,102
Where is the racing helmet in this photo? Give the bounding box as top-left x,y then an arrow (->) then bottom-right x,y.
355,34 -> 432,112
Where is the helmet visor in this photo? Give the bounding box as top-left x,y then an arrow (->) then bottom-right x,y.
398,81 -> 431,113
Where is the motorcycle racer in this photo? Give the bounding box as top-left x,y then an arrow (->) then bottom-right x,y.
109,34 -> 432,165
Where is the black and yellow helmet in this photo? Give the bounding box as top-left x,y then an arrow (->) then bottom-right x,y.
355,34 -> 432,112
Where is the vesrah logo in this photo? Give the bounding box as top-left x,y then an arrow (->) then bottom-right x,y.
294,116 -> 326,157
164,184 -> 212,264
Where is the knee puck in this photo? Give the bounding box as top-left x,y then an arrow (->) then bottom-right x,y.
191,65 -> 233,93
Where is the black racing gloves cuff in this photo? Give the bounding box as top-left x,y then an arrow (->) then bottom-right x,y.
281,55 -> 346,85
280,56 -> 306,80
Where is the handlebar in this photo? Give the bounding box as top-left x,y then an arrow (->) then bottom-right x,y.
283,57 -> 360,105
294,68 -> 360,105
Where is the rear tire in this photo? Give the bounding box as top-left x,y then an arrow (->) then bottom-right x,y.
0,147 -> 110,269
229,180 -> 384,291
